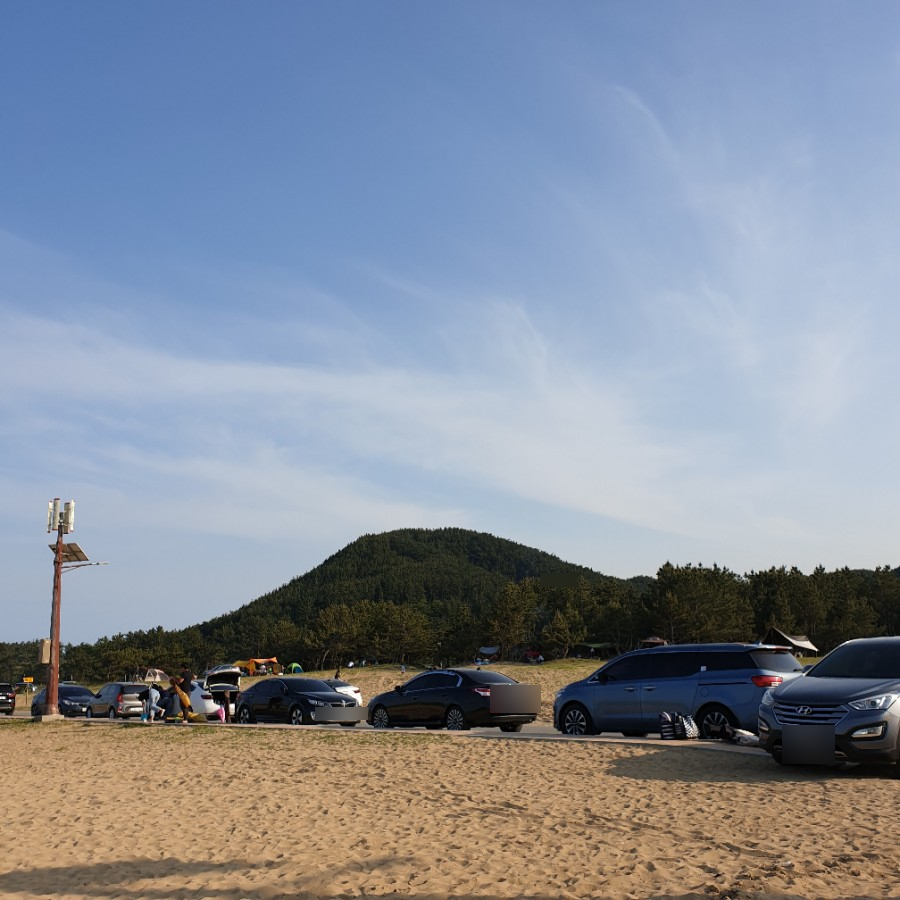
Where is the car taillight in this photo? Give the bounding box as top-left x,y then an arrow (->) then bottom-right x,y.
751,675 -> 783,688
472,687 -> 491,697
116,693 -> 123,703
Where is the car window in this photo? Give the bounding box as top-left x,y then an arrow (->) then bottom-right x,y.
699,652 -> 754,671
433,673 -> 460,689
646,652 -> 701,679
465,671 -> 516,685
600,655 -> 647,682
749,651 -> 803,673
407,674 -> 442,691
286,678 -> 332,692
808,642 -> 900,679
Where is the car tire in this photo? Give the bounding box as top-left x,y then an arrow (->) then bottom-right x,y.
237,706 -> 254,725
108,707 -> 118,720
559,703 -> 595,736
444,706 -> 469,731
499,724 -> 523,733
696,704 -> 737,739
372,706 -> 392,729
288,706 -> 305,726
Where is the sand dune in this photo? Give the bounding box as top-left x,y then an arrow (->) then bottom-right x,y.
2,719 -> 898,899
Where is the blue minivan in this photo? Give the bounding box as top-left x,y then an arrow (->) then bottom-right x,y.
553,643 -> 803,738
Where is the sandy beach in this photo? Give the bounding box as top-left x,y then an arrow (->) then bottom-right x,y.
1,718 -> 897,900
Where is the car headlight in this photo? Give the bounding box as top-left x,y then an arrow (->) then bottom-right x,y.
848,693 -> 898,711
760,689 -> 775,707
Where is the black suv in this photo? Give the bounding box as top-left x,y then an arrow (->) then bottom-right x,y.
0,684 -> 15,715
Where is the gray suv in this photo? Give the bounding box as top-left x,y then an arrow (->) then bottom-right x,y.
759,636 -> 900,773
554,643 -> 803,738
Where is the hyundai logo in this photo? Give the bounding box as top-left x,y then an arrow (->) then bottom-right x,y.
796,706 -> 814,716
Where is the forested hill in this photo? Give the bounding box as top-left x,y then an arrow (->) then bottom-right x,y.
197,527 -> 634,648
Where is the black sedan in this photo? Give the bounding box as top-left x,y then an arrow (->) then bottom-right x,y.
31,684 -> 95,717
367,668 -> 539,732
235,677 -> 364,726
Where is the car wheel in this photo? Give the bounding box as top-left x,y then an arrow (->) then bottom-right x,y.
444,706 -> 469,731
560,703 -> 594,736
372,706 -> 392,729
499,724 -> 523,733
696,704 -> 737,739
288,706 -> 305,726
108,707 -> 118,720
31,707 -> 38,717
237,706 -> 254,725
622,731 -> 648,737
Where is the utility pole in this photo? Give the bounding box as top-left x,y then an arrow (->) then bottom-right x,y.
44,499 -> 74,716
41,499 -> 105,719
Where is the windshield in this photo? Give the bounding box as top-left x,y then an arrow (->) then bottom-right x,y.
59,686 -> 93,699
466,671 -> 517,685
808,642 -> 900,680
749,651 -> 804,673
287,678 -> 334,692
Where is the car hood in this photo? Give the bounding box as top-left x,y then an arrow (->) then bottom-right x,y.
297,691 -> 356,704
773,676 -> 900,705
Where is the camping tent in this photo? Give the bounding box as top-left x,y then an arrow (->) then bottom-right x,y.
762,628 -> 818,656
285,662 -> 303,673
233,658 -> 281,675
143,667 -> 170,683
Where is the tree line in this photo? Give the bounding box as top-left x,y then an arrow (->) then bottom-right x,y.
2,559 -> 898,684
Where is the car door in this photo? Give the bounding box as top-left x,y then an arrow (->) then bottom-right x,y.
92,685 -> 111,715
251,681 -> 280,721
392,674 -> 440,724
422,672 -> 461,723
592,654 -> 647,732
639,652 -> 701,729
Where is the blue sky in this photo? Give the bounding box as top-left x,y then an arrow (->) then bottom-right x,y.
3,4 -> 900,643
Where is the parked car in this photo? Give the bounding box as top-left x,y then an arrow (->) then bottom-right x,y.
85,682 -> 146,719
0,683 -> 16,715
759,636 -> 900,773
31,684 -> 95,718
367,668 -> 538,732
553,643 -> 803,738
324,678 -> 363,706
235,677 -> 362,726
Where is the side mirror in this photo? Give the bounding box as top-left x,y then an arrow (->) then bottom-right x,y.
394,685 -> 404,694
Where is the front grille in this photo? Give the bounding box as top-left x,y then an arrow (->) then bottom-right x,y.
774,703 -> 847,725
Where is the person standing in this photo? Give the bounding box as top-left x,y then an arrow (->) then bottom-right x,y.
146,683 -> 164,722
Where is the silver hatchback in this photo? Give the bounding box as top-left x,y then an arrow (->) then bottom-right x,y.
85,682 -> 146,719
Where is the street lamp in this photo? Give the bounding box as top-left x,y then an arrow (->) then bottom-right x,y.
42,498 -> 107,718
